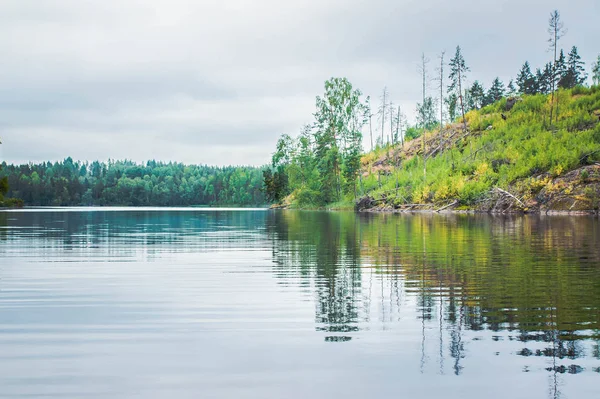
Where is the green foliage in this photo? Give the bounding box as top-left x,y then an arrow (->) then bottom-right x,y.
445,93 -> 458,121
404,126 -> 422,141
448,46 -> 470,124
362,88 -> 600,206
0,159 -> 266,206
517,61 -> 537,95
264,77 -> 368,207
0,175 -> 8,204
416,96 -> 437,130
468,80 -> 485,110
559,46 -> 587,89
486,77 -> 505,105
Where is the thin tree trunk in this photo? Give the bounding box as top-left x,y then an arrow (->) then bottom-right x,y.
439,53 -> 444,134
389,107 -> 394,145
550,28 -> 556,125
458,69 -> 466,132
369,114 -> 373,151
395,106 -> 401,146
554,28 -> 559,124
381,90 -> 387,147
422,54 -> 427,179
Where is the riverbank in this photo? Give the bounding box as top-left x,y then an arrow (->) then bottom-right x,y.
355,87 -> 600,214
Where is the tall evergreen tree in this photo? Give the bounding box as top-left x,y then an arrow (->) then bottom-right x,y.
560,46 -> 587,88
507,80 -> 517,96
556,49 -> 569,88
0,139 -> 7,204
445,94 -> 458,122
468,81 -> 486,109
416,97 -> 437,131
536,63 -> 553,94
516,62 -> 537,95
486,77 -> 505,104
448,46 -> 469,131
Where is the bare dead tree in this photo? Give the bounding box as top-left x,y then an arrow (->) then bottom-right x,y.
395,105 -> 402,146
548,10 -> 566,124
378,87 -> 389,147
437,51 -> 445,134
418,53 -> 430,179
369,112 -> 374,151
389,104 -> 395,145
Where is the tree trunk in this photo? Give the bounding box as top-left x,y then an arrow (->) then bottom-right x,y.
458,69 -> 466,132
550,28 -> 556,125
369,114 -> 373,151
395,106 -> 401,146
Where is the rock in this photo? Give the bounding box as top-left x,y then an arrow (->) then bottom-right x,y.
505,97 -> 522,112
355,196 -> 374,211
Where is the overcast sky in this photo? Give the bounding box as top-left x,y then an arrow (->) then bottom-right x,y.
1,0 -> 599,166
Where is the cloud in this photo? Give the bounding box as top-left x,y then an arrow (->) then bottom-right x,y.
0,0 -> 598,165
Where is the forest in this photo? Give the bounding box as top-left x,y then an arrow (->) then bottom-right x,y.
263,10 -> 600,209
2,10 -> 600,210
0,159 -> 265,207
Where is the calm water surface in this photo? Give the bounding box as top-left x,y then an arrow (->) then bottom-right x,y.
0,208 -> 599,398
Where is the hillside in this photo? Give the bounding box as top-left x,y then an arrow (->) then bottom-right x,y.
357,86 -> 600,213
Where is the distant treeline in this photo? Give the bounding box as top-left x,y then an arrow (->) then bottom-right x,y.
0,158 -> 266,206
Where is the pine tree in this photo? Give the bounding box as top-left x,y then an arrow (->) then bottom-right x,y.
445,94 -> 458,121
535,68 -> 545,94
593,55 -> 600,86
487,77 -> 505,104
416,97 -> 437,130
468,81 -> 485,109
562,46 -> 587,88
448,46 -> 470,131
516,62 -> 536,95
537,63 -> 553,94
556,49 -> 569,89
507,80 -> 517,96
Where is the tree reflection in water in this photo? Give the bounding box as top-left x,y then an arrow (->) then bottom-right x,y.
267,211 -> 600,389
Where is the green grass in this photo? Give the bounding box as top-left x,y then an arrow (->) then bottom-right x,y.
361,86 -> 600,206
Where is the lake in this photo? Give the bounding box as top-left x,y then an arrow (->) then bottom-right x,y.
0,208 -> 599,398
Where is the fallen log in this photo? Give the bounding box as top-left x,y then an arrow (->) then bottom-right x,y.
493,187 -> 525,207
436,200 -> 458,212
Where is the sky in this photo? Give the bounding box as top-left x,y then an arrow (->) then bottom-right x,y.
1,0 -> 599,166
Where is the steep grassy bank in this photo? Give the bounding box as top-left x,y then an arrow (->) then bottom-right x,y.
358,86 -> 600,213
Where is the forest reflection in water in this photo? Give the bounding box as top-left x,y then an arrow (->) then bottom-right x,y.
266,212 -> 600,381
0,209 -> 599,398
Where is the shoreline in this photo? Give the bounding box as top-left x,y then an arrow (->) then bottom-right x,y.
270,204 -> 599,216
357,207 -> 599,216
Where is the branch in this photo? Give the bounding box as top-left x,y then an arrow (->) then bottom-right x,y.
493,187 -> 525,207
436,200 -> 458,212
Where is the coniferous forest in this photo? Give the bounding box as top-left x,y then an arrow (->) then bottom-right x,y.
0,159 -> 265,206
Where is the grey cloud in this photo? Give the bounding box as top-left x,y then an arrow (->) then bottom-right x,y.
0,0 -> 598,166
